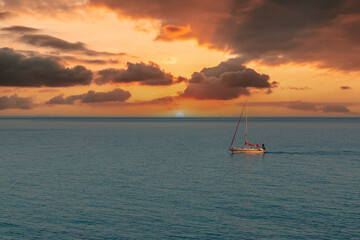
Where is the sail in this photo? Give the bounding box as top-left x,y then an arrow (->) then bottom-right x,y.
229,101 -> 266,153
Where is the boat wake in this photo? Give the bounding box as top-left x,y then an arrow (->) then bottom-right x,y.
267,150 -> 360,156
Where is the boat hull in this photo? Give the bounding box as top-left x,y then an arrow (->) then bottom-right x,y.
229,147 -> 265,154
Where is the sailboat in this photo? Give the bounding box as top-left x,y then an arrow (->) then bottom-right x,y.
229,101 -> 266,153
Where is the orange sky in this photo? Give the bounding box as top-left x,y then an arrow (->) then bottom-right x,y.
0,0 -> 359,117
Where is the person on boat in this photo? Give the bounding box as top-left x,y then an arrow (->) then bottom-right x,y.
261,144 -> 265,150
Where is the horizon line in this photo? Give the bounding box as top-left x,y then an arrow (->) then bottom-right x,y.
0,116 -> 359,119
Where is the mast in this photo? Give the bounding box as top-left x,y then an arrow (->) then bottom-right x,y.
230,101 -> 246,147
245,102 -> 248,143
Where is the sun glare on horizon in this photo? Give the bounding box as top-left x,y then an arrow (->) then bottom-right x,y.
176,112 -> 185,117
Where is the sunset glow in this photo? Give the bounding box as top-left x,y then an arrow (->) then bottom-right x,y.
0,0 -> 359,116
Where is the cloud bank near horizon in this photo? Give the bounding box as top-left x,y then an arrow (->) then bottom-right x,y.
181,58 -> 276,100
0,94 -> 34,110
46,88 -> 131,105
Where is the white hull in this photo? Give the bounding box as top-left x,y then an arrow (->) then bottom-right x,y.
230,146 -> 265,154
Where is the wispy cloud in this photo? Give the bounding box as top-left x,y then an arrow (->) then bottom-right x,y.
0,11 -> 13,20
17,34 -> 126,57
340,86 -> 351,90
61,55 -> 119,65
248,101 -> 353,114
46,88 -> 131,104
287,86 -> 311,91
2,25 -> 39,33
322,105 -> 350,113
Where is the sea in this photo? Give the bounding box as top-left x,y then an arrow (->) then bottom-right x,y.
0,117 -> 359,239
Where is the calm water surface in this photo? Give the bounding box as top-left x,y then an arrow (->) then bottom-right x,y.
0,118 -> 359,239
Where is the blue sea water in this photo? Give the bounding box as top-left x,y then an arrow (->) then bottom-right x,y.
0,117 -> 359,239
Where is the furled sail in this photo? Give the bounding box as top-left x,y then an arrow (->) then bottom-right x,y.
245,141 -> 259,147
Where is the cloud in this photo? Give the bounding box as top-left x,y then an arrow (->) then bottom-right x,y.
61,55 -> 119,65
3,1 -> 359,71
89,0 -> 360,71
142,96 -> 174,104
38,89 -> 60,93
340,86 -> 351,90
0,94 -> 34,110
46,88 -> 131,104
96,62 -> 178,86
2,25 -> 39,33
210,1 -> 360,71
200,58 -> 246,77
156,24 -> 194,41
288,87 -> 311,90
0,0 -> 86,16
19,34 -> 86,51
17,34 -> 126,57
322,105 -> 350,113
0,48 -> 93,87
221,69 -> 271,88
0,11 -> 13,20
181,72 -> 250,100
181,58 -> 275,100
1,25 -> 126,57
287,101 -> 318,111
248,101 -> 352,114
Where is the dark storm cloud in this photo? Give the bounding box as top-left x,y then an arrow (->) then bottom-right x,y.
2,25 -> 39,33
181,59 -> 274,100
216,1 -> 342,53
46,88 -> 131,105
322,105 -> 350,113
89,0 -> 360,71
340,86 -> 351,90
0,48 -> 93,87
96,62 -> 176,86
210,0 -> 360,71
18,34 -> 126,57
0,94 -> 33,110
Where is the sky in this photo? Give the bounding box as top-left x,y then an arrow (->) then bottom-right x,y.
0,0 -> 359,117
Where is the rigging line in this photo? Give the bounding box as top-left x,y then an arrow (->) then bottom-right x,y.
230,101 -> 247,147
245,102 -> 248,143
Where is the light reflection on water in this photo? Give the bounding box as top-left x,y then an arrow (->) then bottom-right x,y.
0,117 -> 359,239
